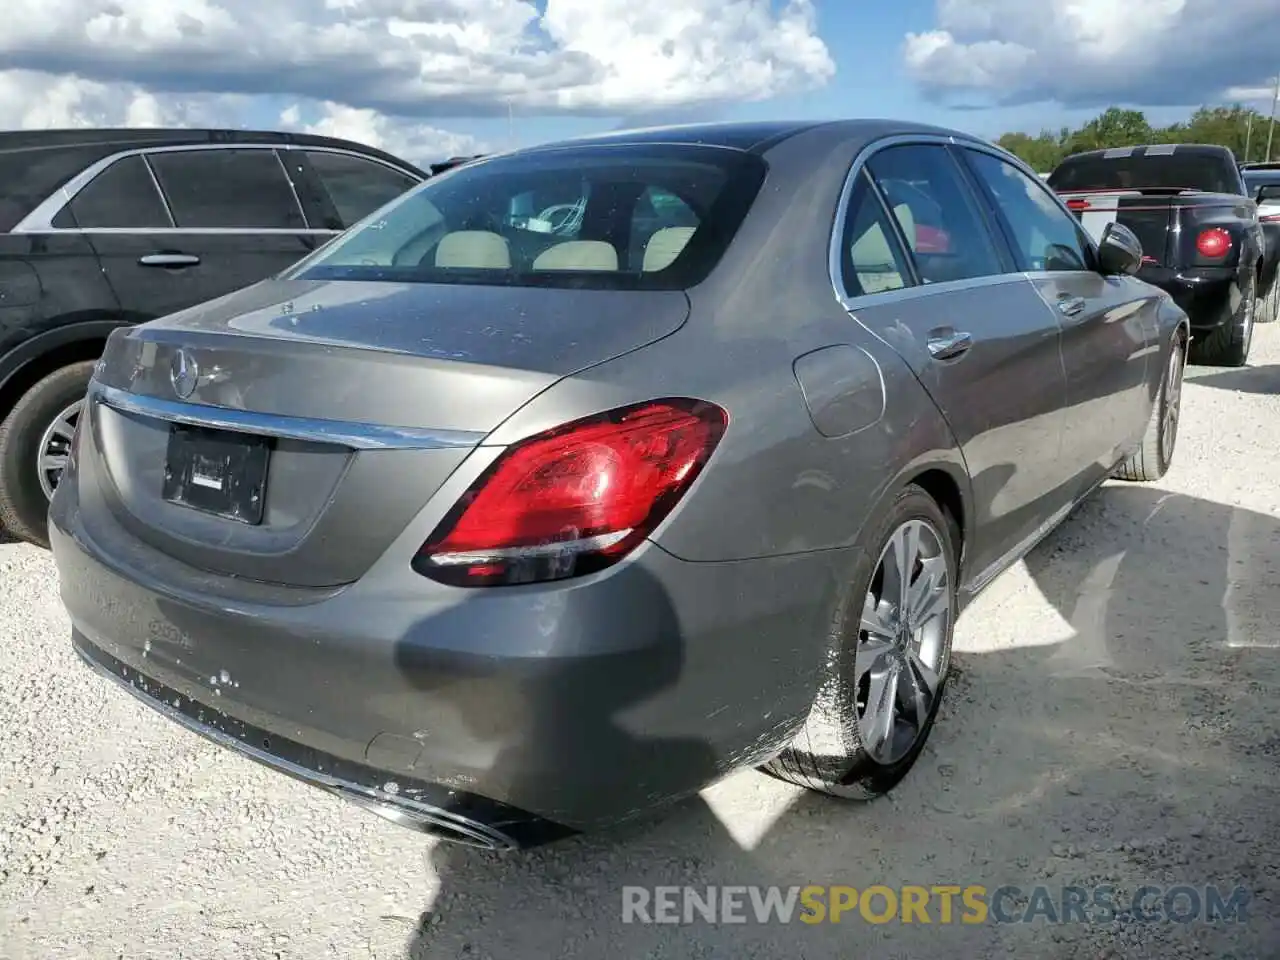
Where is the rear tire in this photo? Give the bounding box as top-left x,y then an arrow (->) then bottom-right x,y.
1257,273 -> 1280,325
1188,273 -> 1254,366
1113,334 -> 1185,483
0,361 -> 95,548
762,485 -> 957,799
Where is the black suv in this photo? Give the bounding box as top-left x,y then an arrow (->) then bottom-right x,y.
0,128 -> 426,546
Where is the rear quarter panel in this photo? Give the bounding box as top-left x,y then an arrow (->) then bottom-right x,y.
0,233 -> 123,396
1171,196 -> 1263,276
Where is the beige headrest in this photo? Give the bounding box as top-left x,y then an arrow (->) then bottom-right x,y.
435,231 -> 511,269
531,240 -> 618,271
642,226 -> 696,272
850,222 -> 894,268
893,203 -> 916,250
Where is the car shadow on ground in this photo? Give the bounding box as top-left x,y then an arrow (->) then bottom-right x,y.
401,484 -> 1280,960
1187,363 -> 1280,394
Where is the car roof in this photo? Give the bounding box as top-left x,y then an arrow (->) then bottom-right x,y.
0,127 -> 426,176
516,118 -> 992,156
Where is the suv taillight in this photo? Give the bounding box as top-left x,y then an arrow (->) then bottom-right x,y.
413,398 -> 728,587
1195,227 -> 1232,258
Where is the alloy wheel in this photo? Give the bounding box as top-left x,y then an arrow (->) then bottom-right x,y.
854,518 -> 952,766
1240,280 -> 1255,354
1160,342 -> 1184,465
36,399 -> 82,501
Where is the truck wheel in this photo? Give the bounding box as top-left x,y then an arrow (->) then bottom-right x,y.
0,361 -> 95,548
1188,273 -> 1254,367
1113,333 -> 1185,483
762,485 -> 956,800
1257,274 -> 1280,325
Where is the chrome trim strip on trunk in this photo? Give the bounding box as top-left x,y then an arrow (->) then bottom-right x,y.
93,383 -> 488,451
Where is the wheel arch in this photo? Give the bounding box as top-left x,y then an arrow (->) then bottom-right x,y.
862,456 -> 972,584
0,319 -> 127,418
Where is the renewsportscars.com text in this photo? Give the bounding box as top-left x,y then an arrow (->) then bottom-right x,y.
621,884 -> 1251,925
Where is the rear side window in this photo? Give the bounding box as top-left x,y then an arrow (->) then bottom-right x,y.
840,171 -> 911,297
148,149 -> 307,229
0,144 -> 115,232
866,144 -> 1005,284
305,150 -> 420,228
287,144 -> 767,290
57,155 -> 171,228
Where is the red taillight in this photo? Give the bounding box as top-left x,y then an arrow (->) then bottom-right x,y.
414,398 -> 728,587
1195,227 -> 1232,258
1065,199 -> 1088,211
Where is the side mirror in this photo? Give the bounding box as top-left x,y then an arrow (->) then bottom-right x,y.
1097,222 -> 1143,276
1257,184 -> 1280,203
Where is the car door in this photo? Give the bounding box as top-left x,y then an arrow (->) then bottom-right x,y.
69,147 -> 335,323
958,145 -> 1158,491
838,141 -> 1070,582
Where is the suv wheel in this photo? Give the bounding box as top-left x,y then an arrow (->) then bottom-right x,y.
0,361 -> 95,547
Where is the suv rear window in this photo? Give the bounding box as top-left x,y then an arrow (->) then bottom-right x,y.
1048,154 -> 1235,193
287,144 -> 767,290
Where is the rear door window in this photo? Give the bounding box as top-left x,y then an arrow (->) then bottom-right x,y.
288,144 -> 767,290
304,150 -> 420,228
55,154 -> 172,228
866,144 -> 1007,284
147,149 -> 307,229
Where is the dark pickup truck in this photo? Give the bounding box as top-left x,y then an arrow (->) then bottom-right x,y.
1048,143 -> 1279,366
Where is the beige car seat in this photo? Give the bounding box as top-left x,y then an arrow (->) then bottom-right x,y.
531,240 -> 619,271
434,231 -> 511,269
642,226 -> 696,272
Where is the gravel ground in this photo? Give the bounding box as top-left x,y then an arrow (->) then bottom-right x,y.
3,330 -> 1279,960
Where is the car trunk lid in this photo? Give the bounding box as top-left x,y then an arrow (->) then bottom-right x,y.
82,277 -> 690,588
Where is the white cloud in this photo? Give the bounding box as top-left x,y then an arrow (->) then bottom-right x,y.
279,102 -> 484,166
0,0 -> 832,166
904,0 -> 1279,109
0,69 -> 250,129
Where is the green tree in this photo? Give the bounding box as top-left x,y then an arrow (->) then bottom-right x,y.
995,103 -> 1276,171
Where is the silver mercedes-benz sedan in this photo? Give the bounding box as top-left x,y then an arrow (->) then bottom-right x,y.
50,119 -> 1189,849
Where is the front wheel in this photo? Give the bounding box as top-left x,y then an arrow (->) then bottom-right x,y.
0,361 -> 95,547
762,485 -> 957,799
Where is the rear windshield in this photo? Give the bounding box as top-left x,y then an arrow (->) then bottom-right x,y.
286,143 -> 767,290
1048,154 -> 1236,193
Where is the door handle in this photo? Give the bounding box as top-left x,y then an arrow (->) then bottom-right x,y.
927,329 -> 972,360
138,253 -> 201,268
1057,294 -> 1086,317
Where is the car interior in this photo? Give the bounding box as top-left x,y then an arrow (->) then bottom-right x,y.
361,167 -> 713,280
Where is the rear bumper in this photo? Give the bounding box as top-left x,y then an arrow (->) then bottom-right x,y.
49,475 -> 849,845
1137,266 -> 1236,331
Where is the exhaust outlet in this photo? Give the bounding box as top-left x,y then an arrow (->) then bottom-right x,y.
340,790 -> 517,850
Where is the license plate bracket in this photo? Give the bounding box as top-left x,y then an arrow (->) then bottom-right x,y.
161,424 -> 271,525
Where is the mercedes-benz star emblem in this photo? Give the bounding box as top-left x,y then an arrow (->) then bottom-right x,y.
169,348 -> 199,399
